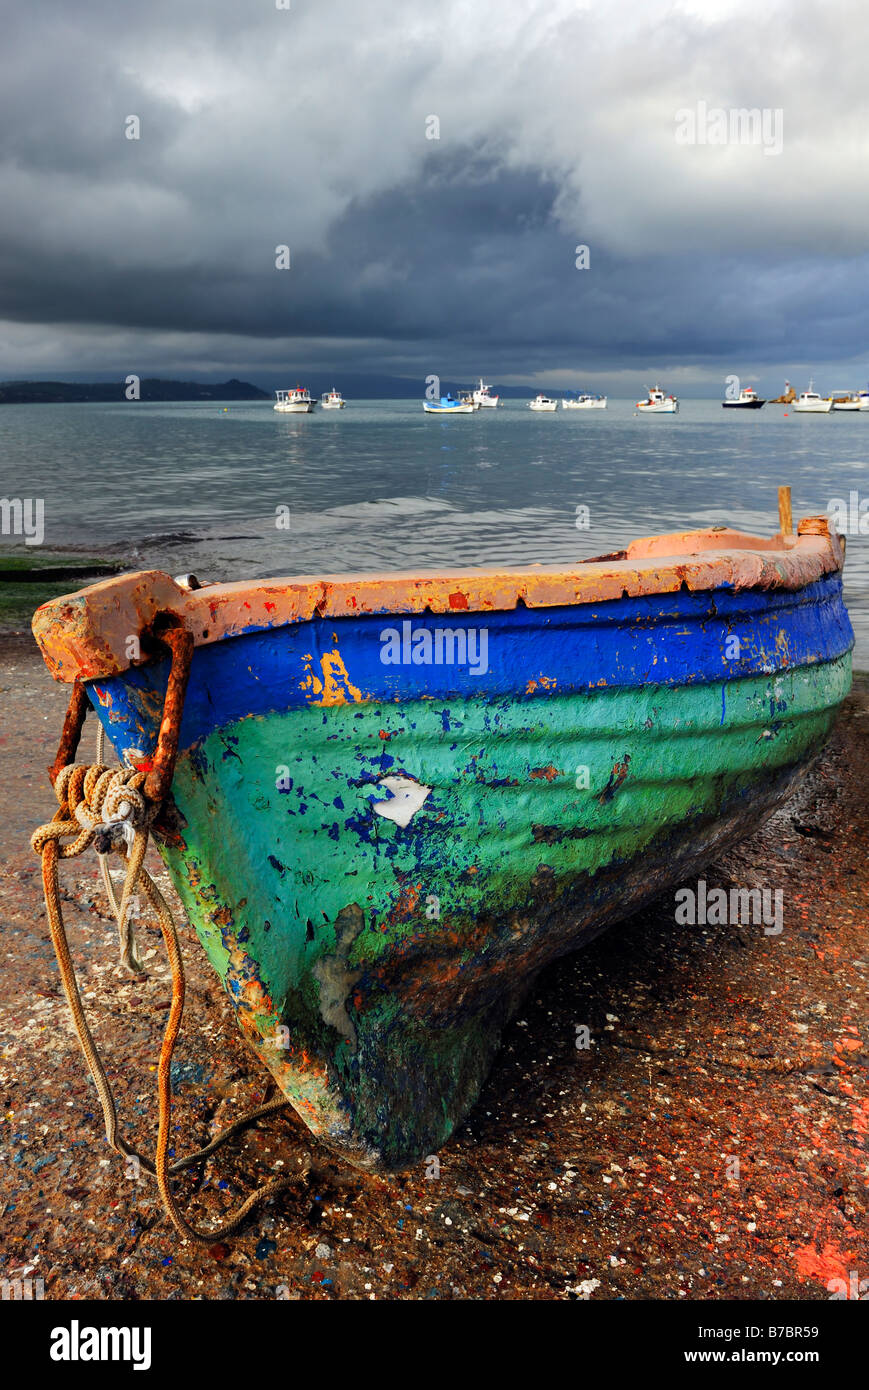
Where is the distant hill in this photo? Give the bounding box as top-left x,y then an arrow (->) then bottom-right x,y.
0,378 -> 270,404
0,373 -> 643,402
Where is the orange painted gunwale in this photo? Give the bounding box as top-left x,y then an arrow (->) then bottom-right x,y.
32,520 -> 844,683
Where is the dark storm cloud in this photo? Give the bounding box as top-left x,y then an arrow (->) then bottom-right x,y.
1,0 -> 869,386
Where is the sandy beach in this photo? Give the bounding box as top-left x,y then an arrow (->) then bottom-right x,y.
0,632 -> 865,1300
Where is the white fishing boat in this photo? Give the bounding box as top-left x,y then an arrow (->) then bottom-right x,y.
458,390 -> 480,411
320,388 -> 346,410
274,386 -> 315,413
793,381 -> 833,414
721,386 -> 765,409
423,394 -> 476,414
831,390 -> 861,412
472,379 -> 500,408
858,390 -> 869,412
636,386 -> 678,414
529,394 -> 558,412
562,393 -> 607,410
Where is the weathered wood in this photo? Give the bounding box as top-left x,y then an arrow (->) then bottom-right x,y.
779,485 -> 793,536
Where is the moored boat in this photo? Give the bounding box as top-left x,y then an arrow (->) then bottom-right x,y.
529,393 -> 558,411
423,394 -> 475,414
274,386 -> 315,413
793,380 -> 833,413
472,379 -> 500,408
722,386 -> 765,409
562,393 -> 607,409
320,388 -> 346,409
636,385 -> 678,413
831,391 -> 861,412
32,505 -> 852,1176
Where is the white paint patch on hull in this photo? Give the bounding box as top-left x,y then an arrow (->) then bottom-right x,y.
373,776 -> 433,827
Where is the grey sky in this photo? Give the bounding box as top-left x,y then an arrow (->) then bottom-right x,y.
1,0 -> 868,392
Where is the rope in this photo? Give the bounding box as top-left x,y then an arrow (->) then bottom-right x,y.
32,747 -> 310,1243
95,722 -> 124,935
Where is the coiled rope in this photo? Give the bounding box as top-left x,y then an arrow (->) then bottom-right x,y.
31,744 -> 310,1243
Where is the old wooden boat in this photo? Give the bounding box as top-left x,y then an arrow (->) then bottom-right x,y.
32,512 -> 852,1173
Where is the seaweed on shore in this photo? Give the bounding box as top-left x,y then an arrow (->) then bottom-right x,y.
0,549 -> 122,632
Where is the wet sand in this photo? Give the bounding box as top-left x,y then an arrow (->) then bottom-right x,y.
1,634 -> 866,1301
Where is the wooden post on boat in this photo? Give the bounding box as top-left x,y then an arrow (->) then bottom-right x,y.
778,485 -> 793,537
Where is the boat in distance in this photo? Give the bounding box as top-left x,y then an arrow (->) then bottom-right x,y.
529,393 -> 558,411
472,379 -> 500,408
32,509 -> 852,1172
793,381 -> 833,413
274,386 -> 315,413
320,389 -> 346,410
830,391 -> 861,412
636,386 -> 678,413
422,394 -> 475,414
562,393 -> 607,409
722,386 -> 765,409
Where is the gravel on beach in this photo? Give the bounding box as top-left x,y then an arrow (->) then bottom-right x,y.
1,635 -> 866,1302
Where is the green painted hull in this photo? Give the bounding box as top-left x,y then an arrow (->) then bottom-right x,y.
156,656 -> 850,1170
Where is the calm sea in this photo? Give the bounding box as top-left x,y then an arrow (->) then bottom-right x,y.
2,397 -> 866,662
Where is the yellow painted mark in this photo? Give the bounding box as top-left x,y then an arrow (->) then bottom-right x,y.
525,674 -> 557,695
300,648 -> 364,706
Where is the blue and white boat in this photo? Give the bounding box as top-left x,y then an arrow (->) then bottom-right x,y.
423,394 -> 476,414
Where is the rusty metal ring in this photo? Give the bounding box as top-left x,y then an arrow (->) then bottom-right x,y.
143,626 -> 194,804
49,621 -> 194,806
